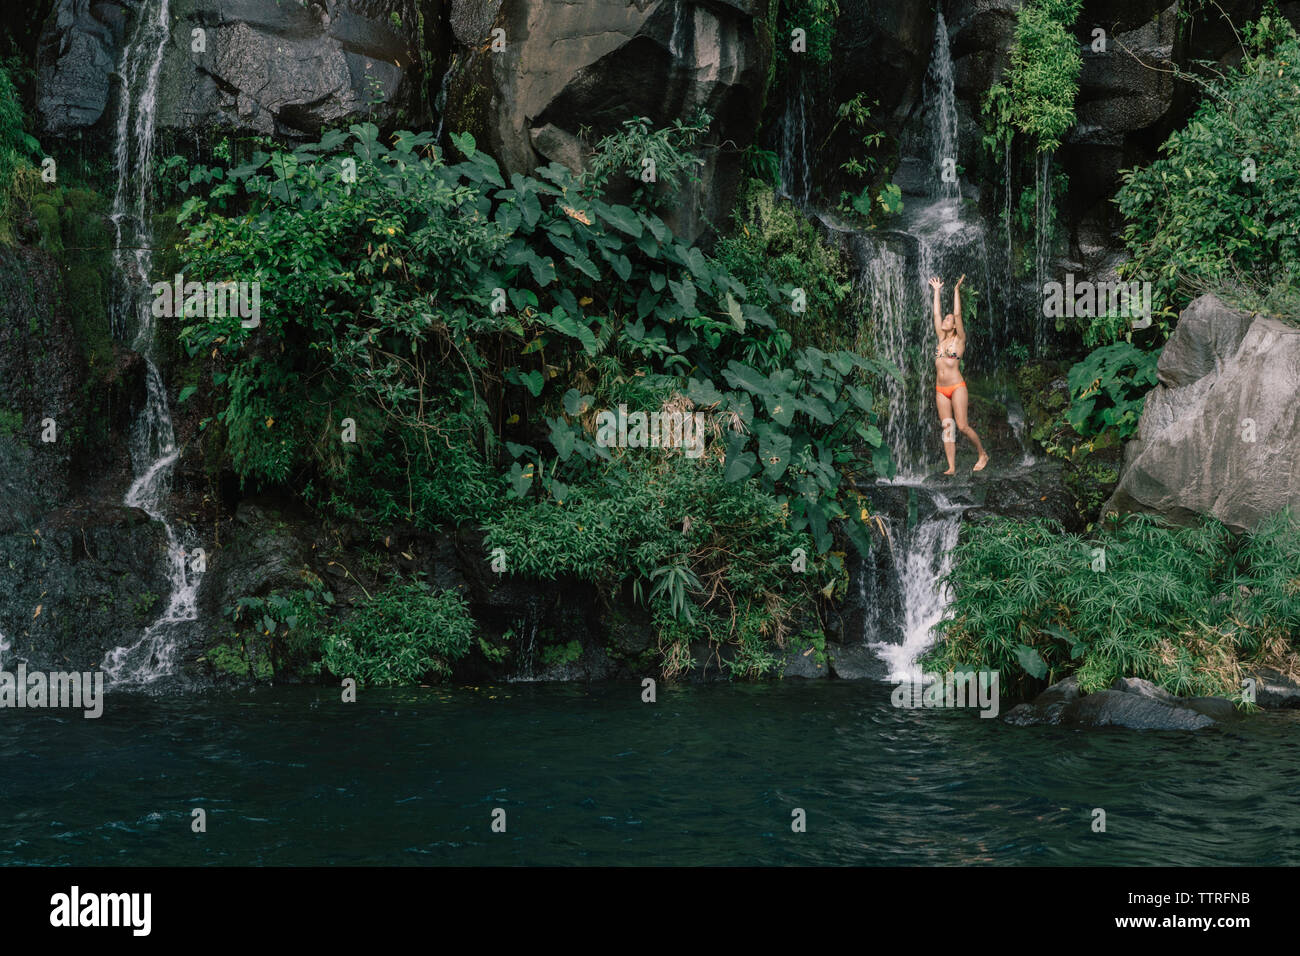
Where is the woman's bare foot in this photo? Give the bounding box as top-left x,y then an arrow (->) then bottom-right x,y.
942,466 -> 956,475
972,454 -> 989,472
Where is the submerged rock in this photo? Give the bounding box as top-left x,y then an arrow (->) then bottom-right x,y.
1246,667 -> 1300,709
827,642 -> 883,680
1004,675 -> 1239,730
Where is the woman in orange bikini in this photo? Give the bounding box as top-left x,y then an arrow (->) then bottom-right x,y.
929,274 -> 988,474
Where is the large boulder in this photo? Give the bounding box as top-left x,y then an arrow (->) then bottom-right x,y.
34,0 -> 128,135
826,641 -> 883,679
1105,294 -> 1300,532
158,0 -> 421,137
442,0 -> 770,244
37,0 -> 420,140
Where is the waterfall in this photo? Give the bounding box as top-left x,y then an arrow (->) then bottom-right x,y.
925,12 -> 961,201
777,69 -> 811,206
669,0 -> 689,59
432,58 -> 455,144
854,238 -> 918,474
1034,151 -> 1052,355
101,0 -> 204,686
866,490 -> 965,680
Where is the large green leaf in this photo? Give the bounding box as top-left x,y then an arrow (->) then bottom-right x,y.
759,430 -> 792,480
1014,644 -> 1048,679
597,202 -> 643,238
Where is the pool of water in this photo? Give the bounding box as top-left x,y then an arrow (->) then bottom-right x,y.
4,680 -> 1297,865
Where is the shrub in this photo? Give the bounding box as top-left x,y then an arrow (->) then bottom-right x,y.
1115,14 -> 1300,317
925,511 -> 1298,701
1065,341 -> 1158,440
982,0 -> 1083,153
321,582 -> 475,685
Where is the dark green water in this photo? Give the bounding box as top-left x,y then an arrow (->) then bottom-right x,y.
3,680 -> 1297,865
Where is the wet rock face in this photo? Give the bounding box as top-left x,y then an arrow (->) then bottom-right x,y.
443,0 -> 769,244
35,0 -> 127,136
834,0 -> 934,137
0,506 -> 169,672
159,0 -> 421,137
0,249 -> 83,519
1105,295 -> 1300,533
37,0 -> 420,140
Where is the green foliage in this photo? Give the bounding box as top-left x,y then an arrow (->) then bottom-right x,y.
713,178 -> 854,352
168,117 -> 898,682
743,145 -> 781,188
320,582 -> 475,685
1065,342 -> 1158,439
172,123 -> 894,552
1232,509 -> 1300,644
484,450 -> 867,663
823,94 -> 898,224
478,630 -> 511,665
224,579 -> 331,679
0,64 -> 39,242
982,0 -> 1083,153
130,591 -> 159,623
203,640 -> 274,681
924,511 -> 1296,700
580,112 -> 709,209
540,639 -> 583,669
1115,14 -> 1300,317
776,0 -> 839,65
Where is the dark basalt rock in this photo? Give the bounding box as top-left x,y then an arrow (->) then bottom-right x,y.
37,0 -> 420,140
827,641 -> 884,680
781,644 -> 828,679
0,505 -> 170,672
1247,667 -> 1300,709
1004,675 -> 1239,730
35,0 -> 127,135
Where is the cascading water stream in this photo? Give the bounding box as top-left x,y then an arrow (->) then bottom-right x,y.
432,58 -> 455,144
868,491 -> 964,682
925,12 -> 961,201
777,68 -> 812,206
842,12 -> 1018,674
1034,151 -> 1053,356
100,0 -> 204,686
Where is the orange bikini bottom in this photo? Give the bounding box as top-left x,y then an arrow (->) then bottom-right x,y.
935,381 -> 966,399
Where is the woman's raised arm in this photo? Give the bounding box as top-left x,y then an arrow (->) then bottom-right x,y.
928,277 -> 943,337
953,274 -> 966,338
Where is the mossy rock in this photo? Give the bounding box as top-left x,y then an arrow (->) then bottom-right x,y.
32,199 -> 61,254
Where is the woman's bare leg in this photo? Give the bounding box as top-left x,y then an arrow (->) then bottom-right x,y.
936,391 -> 957,474
951,386 -> 989,471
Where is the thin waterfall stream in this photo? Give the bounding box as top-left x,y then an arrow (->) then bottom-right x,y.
100,0 -> 204,686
